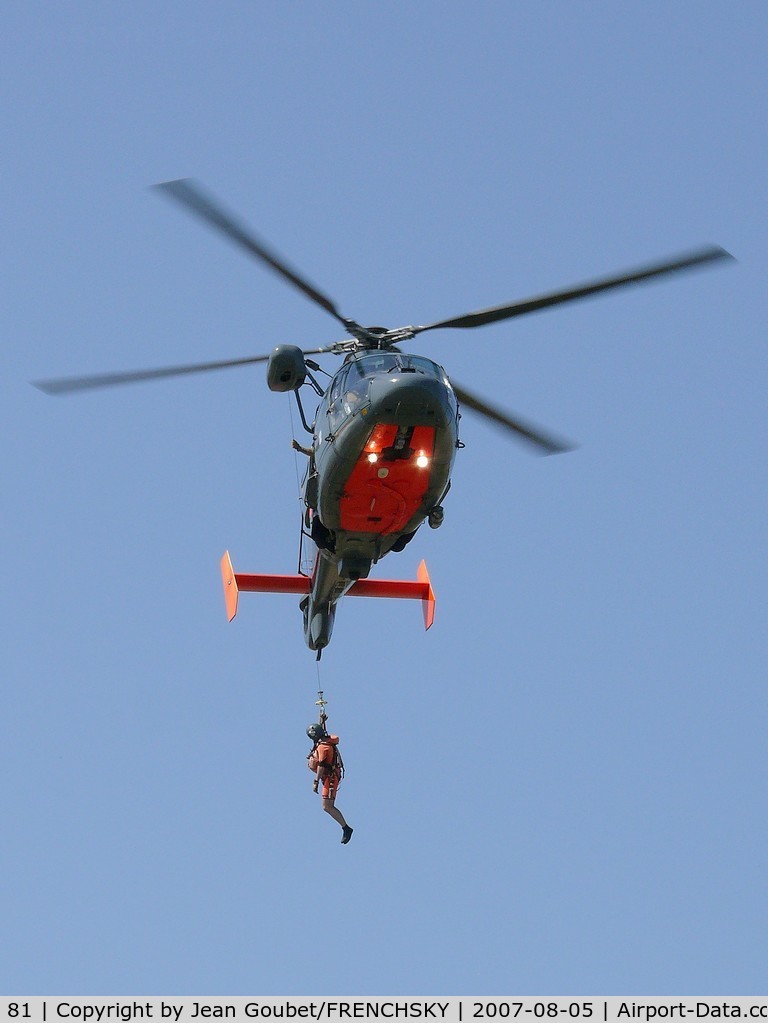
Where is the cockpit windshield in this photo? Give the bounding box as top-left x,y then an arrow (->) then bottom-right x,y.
349,353 -> 400,378
325,351 -> 455,433
349,353 -> 445,379
402,356 -> 444,378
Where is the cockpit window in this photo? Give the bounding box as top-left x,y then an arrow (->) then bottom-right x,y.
351,354 -> 400,377
327,363 -> 370,430
403,356 -> 442,377
349,353 -> 447,378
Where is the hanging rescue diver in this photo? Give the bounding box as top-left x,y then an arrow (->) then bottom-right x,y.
307,717 -> 353,845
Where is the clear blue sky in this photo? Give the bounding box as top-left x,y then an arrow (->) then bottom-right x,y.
2,0 -> 766,995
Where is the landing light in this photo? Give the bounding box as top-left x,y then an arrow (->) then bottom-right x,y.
367,452 -> 379,464
416,453 -> 429,468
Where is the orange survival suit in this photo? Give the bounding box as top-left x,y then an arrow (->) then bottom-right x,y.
308,734 -> 343,799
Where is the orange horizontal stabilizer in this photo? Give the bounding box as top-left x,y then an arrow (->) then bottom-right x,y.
220,552 -> 435,630
349,559 -> 435,630
233,573 -> 311,595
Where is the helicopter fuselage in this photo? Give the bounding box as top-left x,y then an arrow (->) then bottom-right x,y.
37,180 -> 733,653
299,350 -> 459,650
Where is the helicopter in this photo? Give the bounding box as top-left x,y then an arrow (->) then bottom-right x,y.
36,179 -> 734,653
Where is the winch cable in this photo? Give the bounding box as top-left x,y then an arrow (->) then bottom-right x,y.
289,398 -> 326,739
288,396 -> 313,579
287,397 -> 304,508
314,656 -> 329,730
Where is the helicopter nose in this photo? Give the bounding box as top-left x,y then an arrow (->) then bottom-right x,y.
368,374 -> 449,427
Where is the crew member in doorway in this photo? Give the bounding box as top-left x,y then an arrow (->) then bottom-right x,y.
307,722 -> 353,844
291,438 -> 313,457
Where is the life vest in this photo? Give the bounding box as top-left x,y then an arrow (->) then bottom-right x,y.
307,735 -> 344,778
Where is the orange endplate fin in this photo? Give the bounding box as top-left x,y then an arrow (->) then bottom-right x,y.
220,550 -> 239,622
418,559 -> 436,630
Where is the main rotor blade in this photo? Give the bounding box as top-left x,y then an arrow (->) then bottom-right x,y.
452,380 -> 573,455
416,246 -> 734,333
33,348 -> 329,395
154,179 -> 347,327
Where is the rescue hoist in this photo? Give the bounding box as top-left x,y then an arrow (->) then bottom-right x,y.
315,687 -> 329,730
